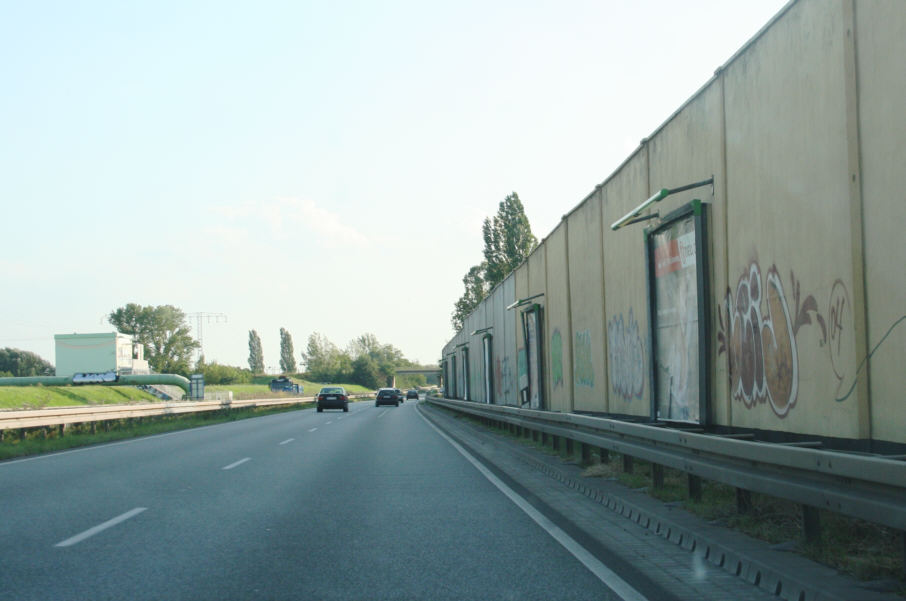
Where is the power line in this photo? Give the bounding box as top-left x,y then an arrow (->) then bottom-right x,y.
186,312 -> 227,360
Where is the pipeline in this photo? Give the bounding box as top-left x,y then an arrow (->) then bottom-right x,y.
0,374 -> 191,395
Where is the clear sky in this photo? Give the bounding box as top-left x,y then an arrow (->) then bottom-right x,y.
1,0 -> 788,372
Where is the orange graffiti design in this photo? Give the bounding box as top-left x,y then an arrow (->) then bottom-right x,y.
719,263 -> 824,418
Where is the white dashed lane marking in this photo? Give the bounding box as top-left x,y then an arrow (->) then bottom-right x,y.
222,458 -> 251,470
55,507 -> 147,548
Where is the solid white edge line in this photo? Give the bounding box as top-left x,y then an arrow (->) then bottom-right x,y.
416,406 -> 650,601
222,457 -> 251,470
279,438 -> 295,445
55,507 -> 147,548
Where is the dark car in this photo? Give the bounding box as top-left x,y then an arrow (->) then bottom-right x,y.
406,389 -> 419,400
317,386 -> 348,412
270,376 -> 302,394
375,388 -> 401,407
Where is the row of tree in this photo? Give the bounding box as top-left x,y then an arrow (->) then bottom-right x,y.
246,328 -> 298,374
4,304 -> 425,389
253,329 -> 424,389
246,328 -> 297,374
451,192 -> 537,331
107,304 -> 423,388
0,348 -> 54,377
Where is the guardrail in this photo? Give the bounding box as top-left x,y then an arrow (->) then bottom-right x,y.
0,394 -> 373,430
426,397 -> 906,535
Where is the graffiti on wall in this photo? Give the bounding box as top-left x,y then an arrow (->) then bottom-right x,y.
607,310 -> 645,401
827,280 -> 850,393
717,262 -> 828,417
573,330 -> 594,388
550,329 -> 563,389
495,356 -> 513,402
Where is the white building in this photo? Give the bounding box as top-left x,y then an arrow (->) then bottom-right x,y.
54,332 -> 150,377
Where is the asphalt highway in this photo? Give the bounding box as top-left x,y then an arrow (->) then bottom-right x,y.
1,399 -> 650,600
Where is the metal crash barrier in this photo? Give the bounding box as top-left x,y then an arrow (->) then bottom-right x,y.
426,397 -> 906,534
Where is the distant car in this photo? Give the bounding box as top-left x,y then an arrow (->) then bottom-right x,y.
406,389 -> 419,400
317,386 -> 348,412
270,376 -> 302,394
375,388 -> 401,407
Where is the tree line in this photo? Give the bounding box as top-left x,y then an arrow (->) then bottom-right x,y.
451,192 -> 537,331
105,303 -> 425,388
0,348 -> 54,377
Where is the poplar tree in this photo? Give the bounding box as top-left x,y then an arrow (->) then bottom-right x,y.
247,330 -> 265,373
482,192 -> 537,289
279,328 -> 297,373
451,192 -> 536,331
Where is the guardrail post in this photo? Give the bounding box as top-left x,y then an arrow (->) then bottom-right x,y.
90,422 -> 97,434
542,432 -> 548,445
737,488 -> 752,514
688,475 -> 702,502
581,443 -> 591,465
531,429 -> 538,442
652,464 -> 664,488
802,505 -> 821,543
58,424 -> 65,438
552,435 -> 560,453
599,448 -> 610,463
622,454 -> 634,474
565,438 -> 574,459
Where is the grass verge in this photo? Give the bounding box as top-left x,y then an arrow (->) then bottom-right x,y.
0,403 -> 312,462
206,381 -> 373,400
0,385 -> 159,410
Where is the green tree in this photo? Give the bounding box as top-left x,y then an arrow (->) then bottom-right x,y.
248,330 -> 265,373
351,355 -> 381,389
450,192 -> 536,332
279,327 -> 297,374
108,304 -> 199,375
0,348 -> 54,376
348,333 -> 405,386
302,332 -> 349,381
482,192 -> 537,289
451,263 -> 488,331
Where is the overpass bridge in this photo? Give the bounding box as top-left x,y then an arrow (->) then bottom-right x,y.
393,367 -> 442,388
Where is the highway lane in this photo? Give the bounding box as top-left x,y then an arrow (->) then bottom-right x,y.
1,400 -> 649,600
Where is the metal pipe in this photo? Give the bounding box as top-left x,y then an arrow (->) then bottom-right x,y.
610,177 -> 714,231
0,374 -> 190,395
0,376 -> 71,387
118,374 -> 190,394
